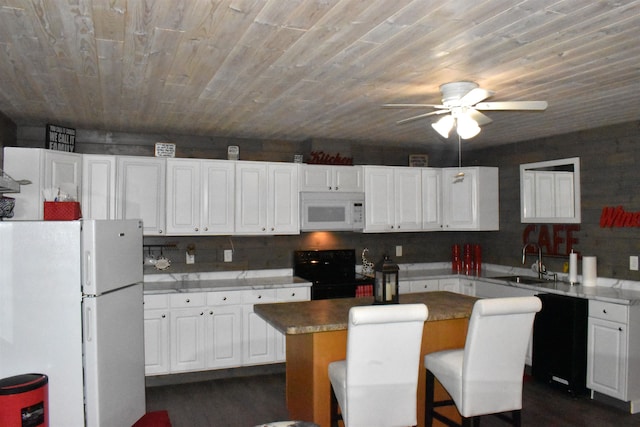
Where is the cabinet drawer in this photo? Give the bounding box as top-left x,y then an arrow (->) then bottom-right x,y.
242,289 -> 277,304
409,279 -> 439,292
277,287 -> 310,302
589,300 -> 628,323
207,290 -> 242,306
144,294 -> 169,310
169,292 -> 207,308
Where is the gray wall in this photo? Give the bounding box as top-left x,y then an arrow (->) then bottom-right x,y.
8,120 -> 640,280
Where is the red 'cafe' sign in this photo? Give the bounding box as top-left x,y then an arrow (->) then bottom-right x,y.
600,206 -> 640,228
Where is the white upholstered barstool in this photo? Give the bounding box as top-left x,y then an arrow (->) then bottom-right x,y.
328,303 -> 428,427
424,296 -> 541,427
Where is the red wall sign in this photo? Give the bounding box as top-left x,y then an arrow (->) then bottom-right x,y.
600,206 -> 640,227
307,151 -> 353,165
522,224 -> 580,256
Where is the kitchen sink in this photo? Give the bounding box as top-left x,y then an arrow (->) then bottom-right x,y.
490,275 -> 549,285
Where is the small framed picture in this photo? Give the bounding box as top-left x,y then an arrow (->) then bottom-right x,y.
409,154 -> 428,167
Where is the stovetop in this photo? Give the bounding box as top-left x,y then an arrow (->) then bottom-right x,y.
294,249 -> 365,285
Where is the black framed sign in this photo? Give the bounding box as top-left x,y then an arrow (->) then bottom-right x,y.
46,124 -> 76,152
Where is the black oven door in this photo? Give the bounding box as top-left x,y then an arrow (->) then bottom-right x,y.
312,283 -> 357,300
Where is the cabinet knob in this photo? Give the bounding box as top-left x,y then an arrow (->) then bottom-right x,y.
262,227 -> 266,231
161,314 -> 166,318
328,186 -> 333,190
186,298 -> 190,303
619,327 -> 623,332
258,295 -> 262,299
194,227 -> 199,232
159,230 -> 163,234
271,227 -> 275,231
223,297 -> 227,301
603,309 -> 607,314
204,227 -> 208,231
335,186 -> 339,190
209,311 -> 214,315
200,312 -> 204,316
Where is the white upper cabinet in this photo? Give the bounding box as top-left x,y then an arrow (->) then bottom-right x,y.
3,147 -> 82,220
520,157 -> 581,223
235,161 -> 299,235
299,164 -> 363,192
166,158 -> 235,235
82,154 -> 116,220
116,156 -> 166,235
442,167 -> 499,230
363,166 -> 422,232
422,168 -> 442,230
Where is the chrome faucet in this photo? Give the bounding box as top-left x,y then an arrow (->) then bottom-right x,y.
522,243 -> 544,279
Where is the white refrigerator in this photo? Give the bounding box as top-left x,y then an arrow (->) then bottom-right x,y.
0,219 -> 146,427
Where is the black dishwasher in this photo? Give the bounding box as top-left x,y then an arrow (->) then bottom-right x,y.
532,293 -> 588,395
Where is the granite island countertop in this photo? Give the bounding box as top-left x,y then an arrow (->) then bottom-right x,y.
254,291 -> 477,335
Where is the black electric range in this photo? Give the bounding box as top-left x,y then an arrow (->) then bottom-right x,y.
293,249 -> 374,300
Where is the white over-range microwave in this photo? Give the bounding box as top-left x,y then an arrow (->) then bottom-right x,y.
300,192 -> 365,231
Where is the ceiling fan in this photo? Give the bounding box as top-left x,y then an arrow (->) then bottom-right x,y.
383,81 -> 548,139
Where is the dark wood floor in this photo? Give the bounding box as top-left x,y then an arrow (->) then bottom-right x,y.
146,368 -> 639,427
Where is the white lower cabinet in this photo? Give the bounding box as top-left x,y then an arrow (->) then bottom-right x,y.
400,277 -> 474,296
587,300 -> 640,411
143,295 -> 170,375
144,286 -> 309,376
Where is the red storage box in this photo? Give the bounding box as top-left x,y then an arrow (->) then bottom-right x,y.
0,373 -> 49,427
43,202 -> 81,220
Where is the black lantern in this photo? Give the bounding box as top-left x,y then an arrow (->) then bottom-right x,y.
373,255 -> 399,304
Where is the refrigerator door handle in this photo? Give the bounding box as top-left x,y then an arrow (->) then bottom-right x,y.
84,250 -> 92,290
85,306 -> 93,342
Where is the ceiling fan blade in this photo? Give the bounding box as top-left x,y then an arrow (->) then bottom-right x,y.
396,110 -> 448,125
382,103 -> 446,109
475,101 -> 548,110
467,109 -> 493,126
460,88 -> 494,106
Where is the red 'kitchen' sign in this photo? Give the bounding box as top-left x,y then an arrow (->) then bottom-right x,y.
307,151 -> 353,165
600,206 -> 640,228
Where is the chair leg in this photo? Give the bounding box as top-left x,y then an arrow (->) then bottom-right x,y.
425,369 -> 435,427
330,386 -> 342,427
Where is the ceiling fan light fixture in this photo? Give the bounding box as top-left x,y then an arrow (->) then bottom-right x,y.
431,114 -> 455,138
456,114 -> 481,139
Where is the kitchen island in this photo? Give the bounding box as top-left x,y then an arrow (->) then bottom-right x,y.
254,291 -> 477,427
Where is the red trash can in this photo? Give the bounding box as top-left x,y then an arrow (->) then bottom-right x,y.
0,374 -> 48,427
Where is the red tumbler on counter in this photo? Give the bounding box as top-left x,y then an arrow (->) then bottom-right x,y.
474,244 -> 482,275
452,244 -> 461,273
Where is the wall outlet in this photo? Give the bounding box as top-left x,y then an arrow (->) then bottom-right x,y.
186,252 -> 195,264
396,245 -> 402,257
224,249 -> 233,263
630,255 -> 638,271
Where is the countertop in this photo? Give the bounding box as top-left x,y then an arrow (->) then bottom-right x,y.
253,291 -> 477,335
395,263 -> 640,305
143,269 -> 311,294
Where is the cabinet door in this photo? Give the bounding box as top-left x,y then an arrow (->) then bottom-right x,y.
587,317 -> 627,399
44,150 -> 83,200
299,165 -> 332,191
364,166 -> 395,232
442,167 -> 498,230
242,305 -> 277,365
117,156 -> 166,235
422,168 -> 442,230
170,308 -> 207,372
206,305 -> 242,369
166,159 -> 200,234
394,168 -> 422,231
268,163 -> 299,234
82,154 -> 116,220
143,309 -> 170,375
201,160 -> 235,234
235,162 -> 268,233
442,168 -> 477,229
334,166 -> 363,192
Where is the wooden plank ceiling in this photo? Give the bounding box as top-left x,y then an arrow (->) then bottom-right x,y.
0,0 -> 639,149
